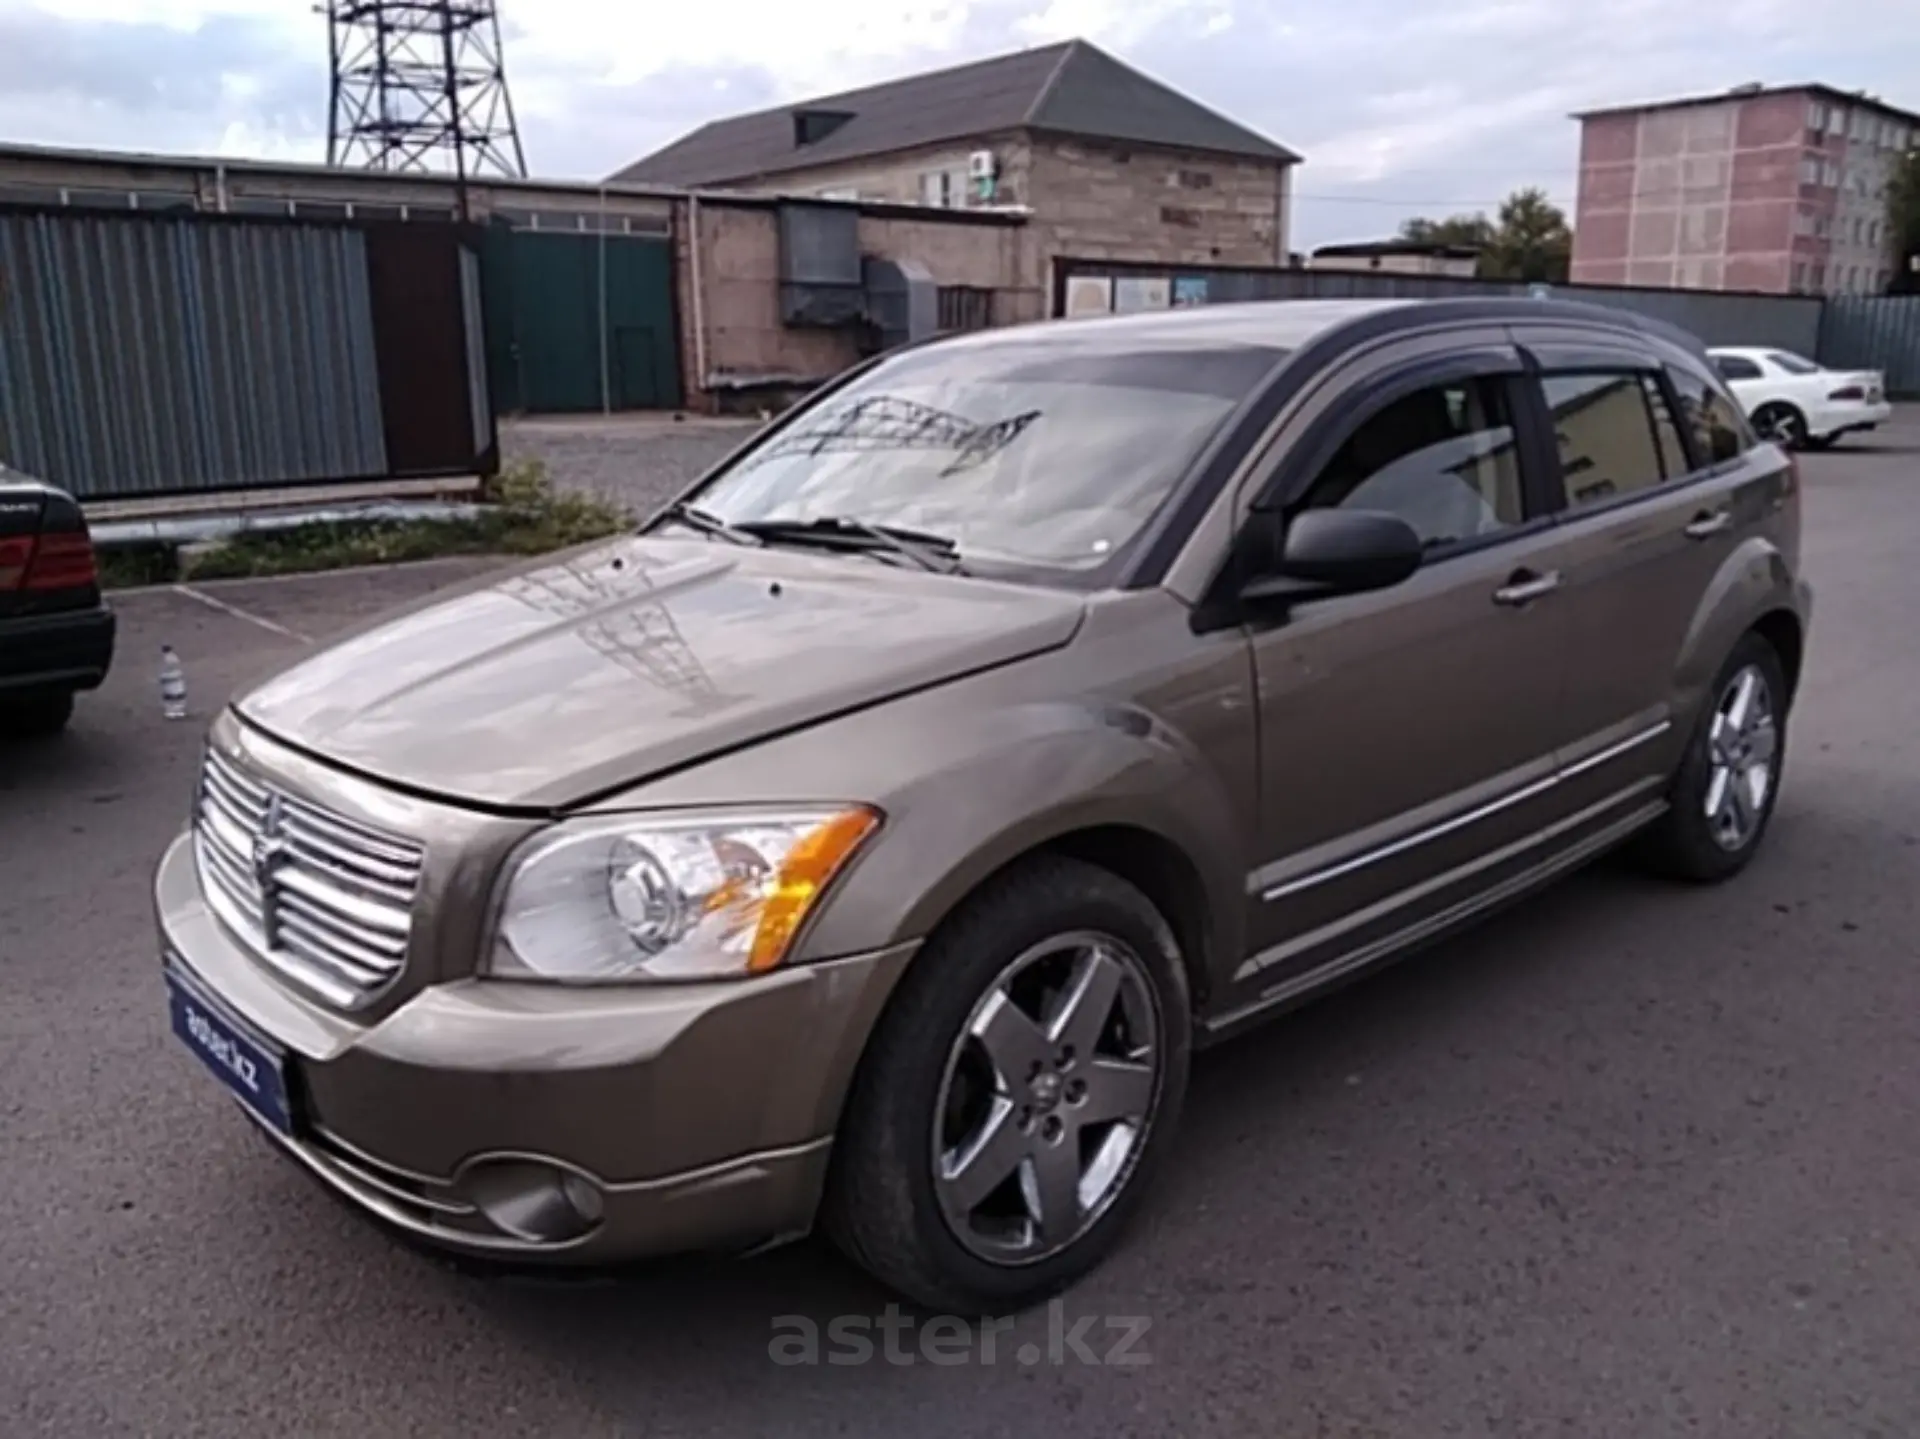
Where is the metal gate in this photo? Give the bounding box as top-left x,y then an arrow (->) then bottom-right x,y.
481,227 -> 682,414
0,206 -> 494,500
1819,295 -> 1920,398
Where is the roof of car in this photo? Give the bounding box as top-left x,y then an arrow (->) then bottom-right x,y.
926,295 -> 1702,358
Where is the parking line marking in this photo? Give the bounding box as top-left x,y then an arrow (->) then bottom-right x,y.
171,584 -> 310,642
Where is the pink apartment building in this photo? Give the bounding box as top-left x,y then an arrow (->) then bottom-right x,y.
1572,83 -> 1917,297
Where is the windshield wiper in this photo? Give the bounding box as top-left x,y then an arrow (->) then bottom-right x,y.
656,502 -> 761,546
733,517 -> 966,574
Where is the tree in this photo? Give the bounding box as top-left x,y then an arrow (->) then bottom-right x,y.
1889,146 -> 1920,294
1399,213 -> 1496,250
1399,186 -> 1573,284
1483,187 -> 1573,283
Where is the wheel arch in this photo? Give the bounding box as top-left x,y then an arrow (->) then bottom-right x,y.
1750,606 -> 1805,708
1673,537 -> 1805,719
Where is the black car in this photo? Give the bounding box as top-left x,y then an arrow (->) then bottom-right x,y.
1,468 -> 115,737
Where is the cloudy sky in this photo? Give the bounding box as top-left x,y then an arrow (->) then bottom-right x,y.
5,0 -> 1918,248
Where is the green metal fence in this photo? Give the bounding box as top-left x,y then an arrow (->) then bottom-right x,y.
481,226 -> 681,415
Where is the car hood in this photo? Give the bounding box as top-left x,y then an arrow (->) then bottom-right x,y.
236,536 -> 1087,810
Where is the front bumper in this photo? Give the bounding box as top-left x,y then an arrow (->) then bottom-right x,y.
155,831 -> 916,1262
0,603 -> 115,693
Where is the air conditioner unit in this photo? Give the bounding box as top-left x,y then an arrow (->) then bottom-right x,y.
967,150 -> 997,180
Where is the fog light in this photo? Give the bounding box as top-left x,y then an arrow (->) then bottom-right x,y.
459,1159 -> 606,1243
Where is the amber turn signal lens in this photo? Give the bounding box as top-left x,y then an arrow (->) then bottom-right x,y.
747,807 -> 881,973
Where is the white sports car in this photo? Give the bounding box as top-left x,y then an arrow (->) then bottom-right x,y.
1706,346 -> 1891,451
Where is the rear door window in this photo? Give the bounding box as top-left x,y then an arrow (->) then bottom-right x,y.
1539,371 -> 1672,509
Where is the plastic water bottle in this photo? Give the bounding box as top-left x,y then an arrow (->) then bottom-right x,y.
159,646 -> 187,721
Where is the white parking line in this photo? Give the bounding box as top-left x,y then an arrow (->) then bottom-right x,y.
170,584 -> 311,643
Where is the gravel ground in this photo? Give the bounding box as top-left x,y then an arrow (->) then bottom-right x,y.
502,414 -> 761,517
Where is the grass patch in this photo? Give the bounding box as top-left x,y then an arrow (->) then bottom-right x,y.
98,540 -> 181,589
168,462 -> 631,584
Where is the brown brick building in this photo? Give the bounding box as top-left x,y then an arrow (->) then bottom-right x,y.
615,39 -> 1301,317
1572,83 -> 1918,296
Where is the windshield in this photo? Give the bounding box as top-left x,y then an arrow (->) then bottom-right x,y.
1766,351 -> 1821,375
678,339 -> 1279,572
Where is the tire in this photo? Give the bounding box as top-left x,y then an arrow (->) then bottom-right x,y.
1801,433 -> 1837,451
1,690 -> 75,739
1751,401 -> 1809,451
823,854 -> 1192,1313
1634,632 -> 1788,883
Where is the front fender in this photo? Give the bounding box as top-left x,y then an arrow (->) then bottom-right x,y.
820,696 -> 1248,966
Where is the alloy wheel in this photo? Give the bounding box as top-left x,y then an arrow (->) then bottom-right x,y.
1754,403 -> 1805,450
1704,663 -> 1779,851
931,931 -> 1162,1265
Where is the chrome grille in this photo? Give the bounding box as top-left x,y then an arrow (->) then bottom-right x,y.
194,747 -> 424,1009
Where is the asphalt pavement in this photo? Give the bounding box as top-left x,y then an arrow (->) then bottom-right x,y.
4,419 -> 1920,1437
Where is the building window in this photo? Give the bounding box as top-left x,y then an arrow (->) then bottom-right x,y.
1159,204 -> 1200,227
1870,219 -> 1882,247
1807,100 -> 1827,131
130,192 -> 196,213
348,203 -> 403,222
1792,262 -> 1807,291
1175,168 -> 1214,190
1798,156 -> 1821,185
291,201 -> 350,220
1822,161 -> 1840,187
936,285 -> 994,332
230,197 -> 292,216
1827,106 -> 1847,134
0,183 -> 63,206
918,170 -> 955,208
402,205 -> 455,220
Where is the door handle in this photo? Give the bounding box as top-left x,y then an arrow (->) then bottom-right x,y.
1492,570 -> 1561,607
1685,509 -> 1734,540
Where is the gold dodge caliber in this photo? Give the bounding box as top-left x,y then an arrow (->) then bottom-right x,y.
158,298 -> 1811,1311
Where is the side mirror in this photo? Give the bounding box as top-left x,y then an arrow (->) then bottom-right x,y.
1240,508 -> 1423,604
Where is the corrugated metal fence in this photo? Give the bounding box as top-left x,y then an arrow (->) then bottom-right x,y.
1818,295 -> 1920,398
1053,259 -> 1828,358
0,207 -> 492,500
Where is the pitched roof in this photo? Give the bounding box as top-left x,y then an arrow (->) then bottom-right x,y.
611,39 -> 1299,187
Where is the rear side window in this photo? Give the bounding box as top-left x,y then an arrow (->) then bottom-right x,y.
1765,351 -> 1820,375
1540,371 -> 1670,508
1713,354 -> 1763,382
1667,367 -> 1753,465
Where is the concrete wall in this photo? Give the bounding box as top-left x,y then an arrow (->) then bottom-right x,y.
1025,135 -> 1287,270
0,147 -> 675,231
707,130 -> 1289,307
673,197 -> 1036,410
1310,252 -> 1478,278
720,133 -> 1033,213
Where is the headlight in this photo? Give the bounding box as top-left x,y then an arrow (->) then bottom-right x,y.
488,806 -> 880,983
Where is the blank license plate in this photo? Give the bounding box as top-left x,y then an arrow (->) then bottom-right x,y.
166,963 -> 294,1135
